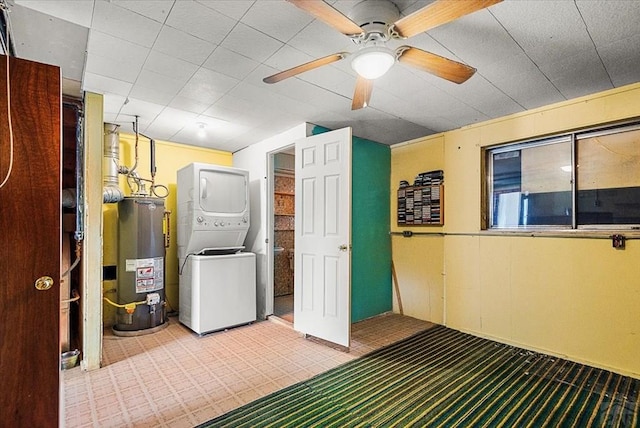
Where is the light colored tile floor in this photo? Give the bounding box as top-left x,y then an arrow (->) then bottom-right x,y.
63,313 -> 433,427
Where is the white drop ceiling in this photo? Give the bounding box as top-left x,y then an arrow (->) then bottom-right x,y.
9,0 -> 640,152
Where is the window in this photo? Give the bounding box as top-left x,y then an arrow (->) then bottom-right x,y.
486,121 -> 640,230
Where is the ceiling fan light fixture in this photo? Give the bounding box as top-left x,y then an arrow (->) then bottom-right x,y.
351,46 -> 395,80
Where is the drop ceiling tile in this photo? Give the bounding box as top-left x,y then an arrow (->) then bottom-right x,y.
229,82 -> 320,118
577,0 -> 640,47
168,96 -> 211,115
402,113 -> 458,134
10,4 -> 88,81
537,46 -> 610,85
493,1 -> 594,69
371,70 -> 443,116
118,97 -> 165,125
492,1 -> 586,51
153,25 -> 216,66
172,116 -> 249,149
177,68 -> 238,105
102,93 -> 128,116
146,107 -> 199,139
368,86 -> 410,114
403,61 -> 524,119
202,46 -> 260,80
116,116 -> 154,135
92,0 -> 162,48
360,120 -> 432,146
14,0 -> 94,27
111,0 -> 175,23
599,33 -> 640,87
205,95 -> 282,125
129,80 -> 178,105
402,33 -> 465,60
265,75 -> 348,111
82,72 -> 132,97
104,112 -> 119,123
194,115 -> 233,129
240,0 -> 313,43
286,20 -> 354,59
449,76 -> 524,119
551,61 -> 613,101
85,52 -> 143,84
186,67 -> 239,95
165,0 -> 236,45
176,86 -> 225,106
196,0 -> 254,21
143,50 -> 199,84
87,30 -> 150,64
481,52 -> 564,110
299,65 -> 354,96
220,23 -> 283,63
140,124 -> 178,142
428,9 -> 522,71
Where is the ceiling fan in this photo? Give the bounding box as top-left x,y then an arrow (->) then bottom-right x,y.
263,0 -> 502,110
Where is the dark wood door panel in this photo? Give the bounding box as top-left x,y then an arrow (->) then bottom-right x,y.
0,55 -> 61,426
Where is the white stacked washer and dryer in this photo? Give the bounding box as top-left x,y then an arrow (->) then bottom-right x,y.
177,163 -> 256,335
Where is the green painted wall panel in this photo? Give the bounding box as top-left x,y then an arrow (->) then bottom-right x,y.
311,125 -> 392,323
351,136 -> 392,322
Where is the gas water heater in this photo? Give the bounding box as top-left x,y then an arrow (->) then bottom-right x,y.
114,196 -> 166,333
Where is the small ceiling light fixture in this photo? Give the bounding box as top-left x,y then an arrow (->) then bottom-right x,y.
196,122 -> 206,138
351,46 -> 396,80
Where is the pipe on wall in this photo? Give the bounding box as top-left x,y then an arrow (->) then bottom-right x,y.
103,123 -> 124,204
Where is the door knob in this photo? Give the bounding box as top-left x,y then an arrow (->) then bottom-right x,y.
338,244 -> 349,252
35,276 -> 54,291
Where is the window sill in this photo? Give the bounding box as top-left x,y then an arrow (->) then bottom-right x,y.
481,228 -> 640,239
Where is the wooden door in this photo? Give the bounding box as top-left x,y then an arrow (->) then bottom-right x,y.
0,55 -> 61,425
294,128 -> 352,348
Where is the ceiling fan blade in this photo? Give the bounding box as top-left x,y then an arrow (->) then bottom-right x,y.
393,0 -> 502,39
263,53 -> 347,84
287,0 -> 364,36
397,46 -> 476,84
352,75 -> 373,110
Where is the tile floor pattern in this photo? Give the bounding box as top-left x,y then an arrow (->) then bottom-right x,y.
63,313 -> 433,427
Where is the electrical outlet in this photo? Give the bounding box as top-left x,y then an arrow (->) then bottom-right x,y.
612,235 -> 625,249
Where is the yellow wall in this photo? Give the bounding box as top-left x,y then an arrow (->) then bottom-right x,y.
103,133 -> 232,325
391,135 -> 445,323
391,83 -> 640,377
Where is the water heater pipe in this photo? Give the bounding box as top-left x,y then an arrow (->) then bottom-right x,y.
103,123 -> 125,203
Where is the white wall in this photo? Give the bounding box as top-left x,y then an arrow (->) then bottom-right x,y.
233,123 -> 313,319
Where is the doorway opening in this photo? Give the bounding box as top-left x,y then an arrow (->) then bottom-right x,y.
271,147 -> 295,324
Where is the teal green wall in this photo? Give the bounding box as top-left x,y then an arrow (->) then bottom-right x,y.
311,125 -> 392,323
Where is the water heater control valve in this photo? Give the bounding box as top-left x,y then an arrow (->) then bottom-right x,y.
146,293 -> 161,306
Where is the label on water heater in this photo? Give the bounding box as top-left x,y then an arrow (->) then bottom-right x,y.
127,257 -> 164,293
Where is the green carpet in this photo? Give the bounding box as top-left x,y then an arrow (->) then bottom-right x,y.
198,325 -> 639,427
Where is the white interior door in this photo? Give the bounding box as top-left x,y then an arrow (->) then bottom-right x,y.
294,127 -> 351,347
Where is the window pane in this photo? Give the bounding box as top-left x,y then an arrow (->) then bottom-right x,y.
490,141 -> 572,228
577,128 -> 640,225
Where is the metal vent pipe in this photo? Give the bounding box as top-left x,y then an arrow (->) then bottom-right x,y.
103,123 -> 124,203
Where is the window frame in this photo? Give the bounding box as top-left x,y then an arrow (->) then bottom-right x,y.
484,119 -> 640,232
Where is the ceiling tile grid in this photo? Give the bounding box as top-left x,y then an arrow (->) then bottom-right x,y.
9,0 -> 640,150
91,0 -> 162,48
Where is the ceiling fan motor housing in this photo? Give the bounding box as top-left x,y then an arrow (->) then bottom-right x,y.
348,0 -> 400,42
